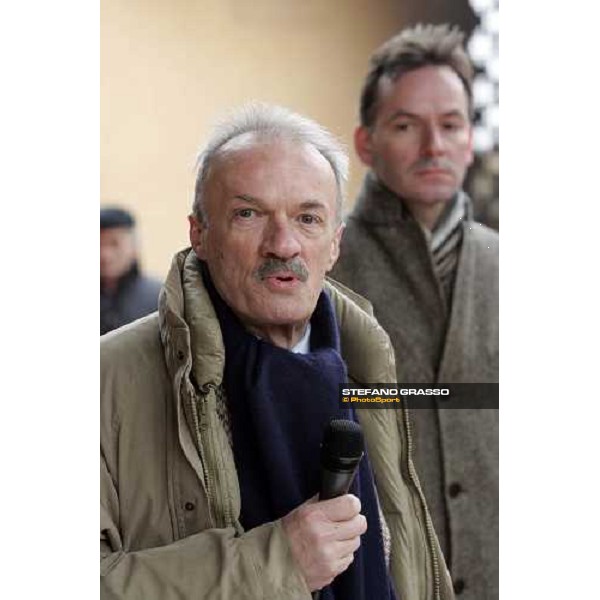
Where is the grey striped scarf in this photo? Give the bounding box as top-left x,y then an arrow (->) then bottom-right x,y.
424,192 -> 468,307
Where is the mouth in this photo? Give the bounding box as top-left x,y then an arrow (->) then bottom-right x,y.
262,272 -> 302,290
415,168 -> 452,178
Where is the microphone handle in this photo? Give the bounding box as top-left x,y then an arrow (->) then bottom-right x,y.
319,467 -> 357,500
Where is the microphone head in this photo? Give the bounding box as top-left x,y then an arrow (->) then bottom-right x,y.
321,419 -> 364,471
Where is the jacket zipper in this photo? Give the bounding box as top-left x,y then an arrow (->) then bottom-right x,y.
187,386 -> 216,527
402,405 -> 442,600
197,395 -> 219,526
197,386 -> 234,529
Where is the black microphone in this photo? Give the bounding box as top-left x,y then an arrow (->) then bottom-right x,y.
313,419 -> 364,600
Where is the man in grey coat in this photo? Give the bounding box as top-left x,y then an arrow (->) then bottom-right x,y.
330,24 -> 498,600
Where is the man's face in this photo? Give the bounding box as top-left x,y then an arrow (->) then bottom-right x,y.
189,137 -> 343,330
356,65 -> 474,206
100,227 -> 137,281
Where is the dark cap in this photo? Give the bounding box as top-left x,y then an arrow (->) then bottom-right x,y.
100,207 -> 135,229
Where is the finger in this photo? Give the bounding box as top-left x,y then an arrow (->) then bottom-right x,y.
334,551 -> 356,576
333,536 -> 361,557
331,513 -> 367,541
316,494 -> 361,522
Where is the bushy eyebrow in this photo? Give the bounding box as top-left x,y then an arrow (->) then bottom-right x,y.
233,194 -> 262,205
298,201 -> 327,213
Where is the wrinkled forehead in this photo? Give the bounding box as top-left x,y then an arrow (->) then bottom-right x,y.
206,135 -> 338,204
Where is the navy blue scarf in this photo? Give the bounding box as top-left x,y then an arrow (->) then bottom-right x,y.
202,265 -> 396,600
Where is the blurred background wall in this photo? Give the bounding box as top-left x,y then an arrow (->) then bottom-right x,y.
101,0 -> 495,279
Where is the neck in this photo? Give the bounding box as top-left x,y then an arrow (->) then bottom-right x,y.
403,199 -> 448,231
243,320 -> 309,350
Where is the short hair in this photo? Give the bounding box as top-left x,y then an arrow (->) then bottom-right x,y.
192,103 -> 348,224
359,23 -> 474,128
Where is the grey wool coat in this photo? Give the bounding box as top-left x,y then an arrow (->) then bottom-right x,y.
330,173 -> 499,600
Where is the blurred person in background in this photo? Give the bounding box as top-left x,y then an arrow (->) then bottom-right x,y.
331,24 -> 498,600
100,206 -> 162,335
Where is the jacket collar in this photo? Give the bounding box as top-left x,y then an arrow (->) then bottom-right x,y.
352,171 -> 473,228
352,172 -> 413,225
158,249 -> 225,391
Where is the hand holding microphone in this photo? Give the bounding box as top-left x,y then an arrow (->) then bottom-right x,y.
281,419 -> 365,596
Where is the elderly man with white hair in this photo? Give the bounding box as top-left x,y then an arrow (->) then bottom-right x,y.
100,104 -> 454,600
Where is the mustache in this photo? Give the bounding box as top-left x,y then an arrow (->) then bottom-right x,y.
255,257 -> 309,282
412,158 -> 455,172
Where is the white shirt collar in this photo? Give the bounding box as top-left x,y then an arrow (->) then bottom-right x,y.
291,324 -> 311,354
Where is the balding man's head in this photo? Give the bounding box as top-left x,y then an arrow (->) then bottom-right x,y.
192,104 -> 348,225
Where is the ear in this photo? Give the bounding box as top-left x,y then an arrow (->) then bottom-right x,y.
326,222 -> 345,271
354,125 -> 375,167
188,214 -> 207,260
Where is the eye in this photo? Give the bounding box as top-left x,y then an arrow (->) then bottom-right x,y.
299,214 -> 322,225
393,122 -> 411,132
442,121 -> 463,131
234,208 -> 256,219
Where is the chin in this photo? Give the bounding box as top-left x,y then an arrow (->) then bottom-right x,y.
255,300 -> 313,327
414,186 -> 459,205
264,309 -> 311,327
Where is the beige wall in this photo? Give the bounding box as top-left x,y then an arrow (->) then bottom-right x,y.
101,0 -> 405,278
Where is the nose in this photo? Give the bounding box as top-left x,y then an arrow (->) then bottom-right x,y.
422,124 -> 445,157
260,217 -> 302,260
